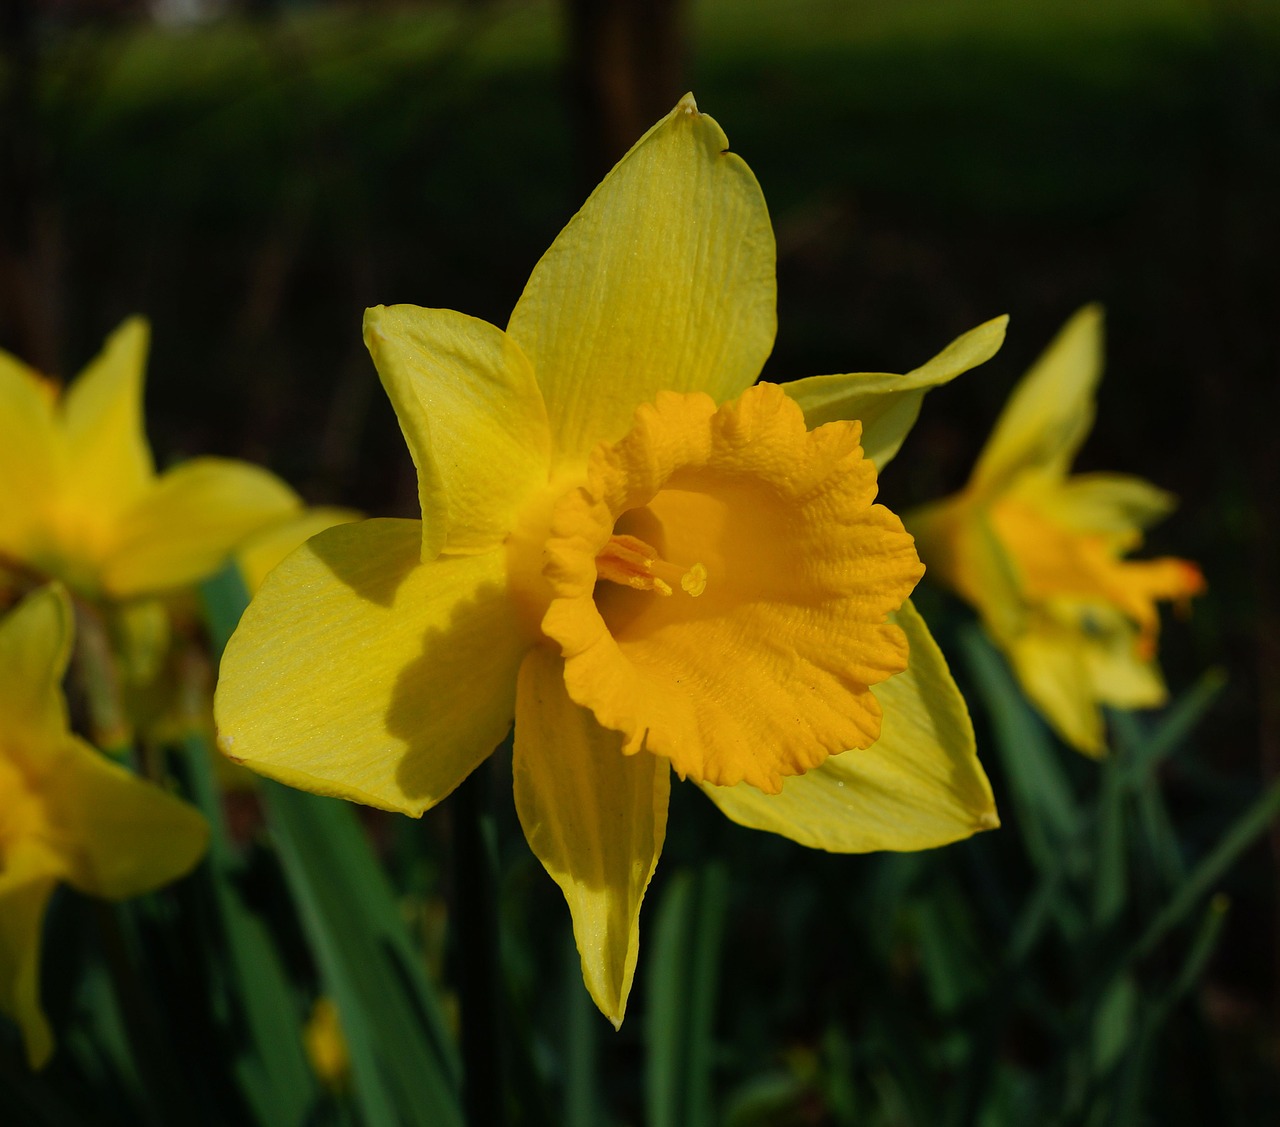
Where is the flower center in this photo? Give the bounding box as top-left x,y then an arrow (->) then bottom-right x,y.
538,383 -> 923,793
595,534 -> 707,598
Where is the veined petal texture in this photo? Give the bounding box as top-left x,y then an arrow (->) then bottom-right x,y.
508,93 -> 777,463
513,646 -> 669,1027
215,519 -> 530,815
364,305 -> 551,560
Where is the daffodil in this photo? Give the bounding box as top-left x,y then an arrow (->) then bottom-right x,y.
0,585 -> 208,1067
0,318 -> 302,601
215,95 -> 1000,1024
909,306 -> 1204,756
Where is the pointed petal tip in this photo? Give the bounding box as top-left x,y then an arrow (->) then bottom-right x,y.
675,91 -> 699,114
109,315 -> 150,349
361,305 -> 388,344
977,808 -> 1001,832
592,980 -> 628,1030
1066,302 -> 1105,340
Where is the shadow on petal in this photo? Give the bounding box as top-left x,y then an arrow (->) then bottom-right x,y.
309,519 -> 417,609
386,576 -> 526,807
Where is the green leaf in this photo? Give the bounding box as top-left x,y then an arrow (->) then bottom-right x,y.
563,934 -> 601,1127
645,863 -> 729,1127
958,625 -> 1082,869
263,784 -> 463,1127
1091,755 -> 1126,931
183,731 -> 319,1127
1113,668 -> 1227,786
1129,778 -> 1280,964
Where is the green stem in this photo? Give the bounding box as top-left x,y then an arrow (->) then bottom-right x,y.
452,764 -> 506,1127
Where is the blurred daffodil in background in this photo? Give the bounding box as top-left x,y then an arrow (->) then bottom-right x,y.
909,306 -> 1204,756
0,317 -> 341,751
0,585 -> 207,1068
216,94 -> 1002,1026
0,318 -> 302,603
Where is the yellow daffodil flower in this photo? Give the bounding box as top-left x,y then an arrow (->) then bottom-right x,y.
909,306 -> 1204,756
0,319 -> 302,601
215,95 -> 1000,1025
0,585 -> 208,1068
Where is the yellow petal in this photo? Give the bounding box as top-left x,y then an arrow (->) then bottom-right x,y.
1006,625 -> 1105,756
0,350 -> 60,559
989,490 -> 1203,653
235,506 -> 363,593
214,519 -> 528,815
1035,472 -> 1177,543
60,318 -> 155,519
543,383 -> 922,793
507,93 -> 776,463
971,305 -> 1102,494
363,306 -> 551,560
0,840 -> 63,1069
512,646 -> 668,1027
785,315 -> 1008,470
908,495 -> 1027,641
699,598 -> 997,851
101,457 -> 301,596
46,735 -> 208,899
0,585 -> 73,747
1074,603 -> 1168,709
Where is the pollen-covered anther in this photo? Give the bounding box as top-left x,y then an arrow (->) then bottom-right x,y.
596,533 -> 706,598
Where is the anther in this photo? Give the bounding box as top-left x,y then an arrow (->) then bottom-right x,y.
596,534 -> 706,598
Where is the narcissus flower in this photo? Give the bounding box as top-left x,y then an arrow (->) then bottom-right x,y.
909,306 -> 1204,755
215,95 -> 1000,1024
0,319 -> 301,601
0,585 -> 208,1067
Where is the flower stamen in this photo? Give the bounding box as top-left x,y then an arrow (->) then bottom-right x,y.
595,534 -> 707,598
